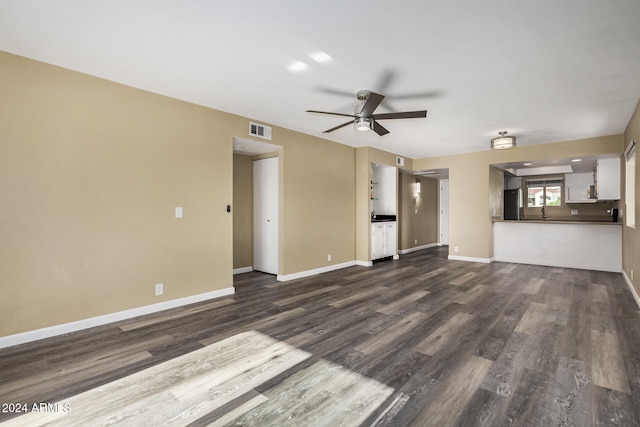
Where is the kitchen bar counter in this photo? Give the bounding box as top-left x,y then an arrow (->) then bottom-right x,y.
493,220 -> 621,272
494,219 -> 621,225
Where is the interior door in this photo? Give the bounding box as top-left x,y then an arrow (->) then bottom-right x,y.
253,157 -> 278,274
440,179 -> 449,245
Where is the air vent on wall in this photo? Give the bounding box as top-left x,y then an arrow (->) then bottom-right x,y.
396,156 -> 405,166
249,122 -> 272,140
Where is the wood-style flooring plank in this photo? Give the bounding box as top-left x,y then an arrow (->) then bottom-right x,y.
355,311 -> 427,355
514,302 -> 550,335
591,329 -> 631,394
453,284 -> 489,305
376,289 -> 429,314
412,355 -> 493,426
521,277 -> 545,294
415,312 -> 474,356
272,285 -> 341,306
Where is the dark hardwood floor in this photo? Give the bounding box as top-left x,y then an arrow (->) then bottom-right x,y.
2,246 -> 640,426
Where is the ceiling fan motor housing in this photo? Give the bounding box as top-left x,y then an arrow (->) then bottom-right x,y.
356,89 -> 371,102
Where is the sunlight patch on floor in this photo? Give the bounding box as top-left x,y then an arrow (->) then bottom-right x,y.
6,330 -> 394,426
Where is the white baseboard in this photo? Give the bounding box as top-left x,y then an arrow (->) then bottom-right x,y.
233,266 -> 253,275
277,261 -> 357,282
0,287 -> 235,349
398,243 -> 439,255
623,270 -> 640,309
448,255 -> 493,264
355,260 -> 373,267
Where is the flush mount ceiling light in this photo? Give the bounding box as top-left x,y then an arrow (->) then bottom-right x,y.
491,131 -> 516,150
356,116 -> 372,131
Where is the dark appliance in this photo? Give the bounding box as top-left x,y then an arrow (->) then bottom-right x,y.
608,208 -> 619,222
504,189 -> 521,220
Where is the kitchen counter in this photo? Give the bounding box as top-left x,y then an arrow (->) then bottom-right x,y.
494,219 -> 621,226
371,215 -> 397,223
493,221 -> 621,272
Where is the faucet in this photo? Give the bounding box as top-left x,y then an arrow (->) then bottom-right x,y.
541,206 -> 547,219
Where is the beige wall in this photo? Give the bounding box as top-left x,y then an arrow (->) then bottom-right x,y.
0,52 -> 356,337
355,147 -> 370,262
277,128 -> 356,273
233,154 -> 253,269
489,166 -> 504,222
414,134 -> 625,260
488,166 -> 505,257
623,98 -> 640,296
399,172 -> 438,250
1,52 -> 237,336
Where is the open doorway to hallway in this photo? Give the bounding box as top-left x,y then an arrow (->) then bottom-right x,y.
232,137 -> 281,278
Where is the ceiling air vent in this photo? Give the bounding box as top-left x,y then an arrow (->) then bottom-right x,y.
249,122 -> 272,140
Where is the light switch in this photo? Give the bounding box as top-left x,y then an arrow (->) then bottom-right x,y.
175,207 -> 183,218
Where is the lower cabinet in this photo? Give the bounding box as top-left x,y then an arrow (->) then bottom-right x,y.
371,221 -> 397,260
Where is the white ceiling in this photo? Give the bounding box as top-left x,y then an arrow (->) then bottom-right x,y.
1,1 -> 640,159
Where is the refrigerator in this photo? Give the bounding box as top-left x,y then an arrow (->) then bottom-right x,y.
504,189 -> 521,220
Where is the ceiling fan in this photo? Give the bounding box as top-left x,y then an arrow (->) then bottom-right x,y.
306,90 -> 428,136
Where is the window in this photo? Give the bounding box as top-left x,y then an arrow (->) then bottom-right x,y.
525,177 -> 563,208
626,140 -> 636,228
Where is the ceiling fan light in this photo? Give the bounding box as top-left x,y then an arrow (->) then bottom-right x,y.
356,117 -> 371,131
491,131 -> 516,150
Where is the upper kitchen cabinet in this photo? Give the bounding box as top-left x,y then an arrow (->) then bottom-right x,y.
565,172 -> 595,203
596,158 -> 621,200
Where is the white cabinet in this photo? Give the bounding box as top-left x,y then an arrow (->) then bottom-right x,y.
386,222 -> 397,255
372,223 -> 386,259
565,172 -> 595,203
596,158 -> 621,200
371,222 -> 396,260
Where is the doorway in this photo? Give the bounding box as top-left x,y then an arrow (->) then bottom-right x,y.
440,179 -> 449,245
232,137 -> 281,276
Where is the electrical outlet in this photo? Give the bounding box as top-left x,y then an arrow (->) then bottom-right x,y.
175,207 -> 183,218
415,208 -> 418,214
155,283 -> 163,296
571,209 -> 578,215
327,254 -> 331,262
454,246 -> 459,253
414,239 -> 418,244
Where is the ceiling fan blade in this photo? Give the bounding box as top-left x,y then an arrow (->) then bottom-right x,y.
372,120 -> 390,136
360,92 -> 385,117
373,110 -> 428,120
306,110 -> 356,118
385,90 -> 442,100
316,87 -> 354,98
323,120 -> 354,133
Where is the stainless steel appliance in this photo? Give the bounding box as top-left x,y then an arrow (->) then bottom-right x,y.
504,189 -> 521,220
